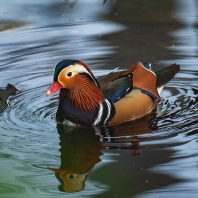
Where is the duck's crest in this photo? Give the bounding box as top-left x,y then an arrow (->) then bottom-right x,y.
54,59 -> 100,88
54,60 -> 80,81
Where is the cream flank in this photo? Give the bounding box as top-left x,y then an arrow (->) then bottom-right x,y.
108,89 -> 157,125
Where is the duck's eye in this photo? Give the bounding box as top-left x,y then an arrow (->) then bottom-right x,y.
67,72 -> 72,77
68,174 -> 74,179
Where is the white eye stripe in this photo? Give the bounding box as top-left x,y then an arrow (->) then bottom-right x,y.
60,63 -> 98,81
61,64 -> 90,76
58,63 -> 100,87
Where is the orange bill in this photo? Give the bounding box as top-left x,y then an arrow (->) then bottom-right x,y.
46,81 -> 62,96
48,167 -> 64,173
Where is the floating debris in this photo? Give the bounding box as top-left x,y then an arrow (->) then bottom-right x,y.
0,83 -> 17,114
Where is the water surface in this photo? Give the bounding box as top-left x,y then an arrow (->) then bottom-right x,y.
0,0 -> 198,197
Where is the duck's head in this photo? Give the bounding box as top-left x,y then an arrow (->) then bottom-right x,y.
46,60 -> 100,96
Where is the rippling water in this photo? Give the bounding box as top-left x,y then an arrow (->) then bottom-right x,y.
0,0 -> 198,197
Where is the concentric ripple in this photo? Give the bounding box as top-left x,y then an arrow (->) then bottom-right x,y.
1,85 -> 57,133
156,85 -> 198,129
1,82 -> 198,138
132,84 -> 198,146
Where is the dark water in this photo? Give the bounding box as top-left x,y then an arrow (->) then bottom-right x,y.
0,0 -> 198,197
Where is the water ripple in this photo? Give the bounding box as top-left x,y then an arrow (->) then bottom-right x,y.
0,182 -> 25,194
157,85 -> 198,128
1,82 -> 197,145
1,86 -> 57,133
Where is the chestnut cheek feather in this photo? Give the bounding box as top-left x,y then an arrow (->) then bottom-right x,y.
46,81 -> 63,96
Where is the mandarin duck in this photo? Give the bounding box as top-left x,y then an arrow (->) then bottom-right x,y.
46,60 -> 180,126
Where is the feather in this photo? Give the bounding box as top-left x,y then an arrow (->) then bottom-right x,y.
68,75 -> 104,111
103,76 -> 131,103
156,63 -> 180,87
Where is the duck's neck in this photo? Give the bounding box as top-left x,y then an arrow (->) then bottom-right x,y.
68,79 -> 105,112
56,80 -> 115,126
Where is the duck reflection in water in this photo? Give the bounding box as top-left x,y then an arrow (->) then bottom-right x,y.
48,124 -> 104,192
49,110 -> 158,192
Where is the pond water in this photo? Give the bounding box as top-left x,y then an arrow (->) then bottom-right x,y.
0,0 -> 198,197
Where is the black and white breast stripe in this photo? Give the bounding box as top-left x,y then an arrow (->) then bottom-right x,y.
92,99 -> 115,126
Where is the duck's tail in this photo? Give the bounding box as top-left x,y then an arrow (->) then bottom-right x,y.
156,63 -> 180,88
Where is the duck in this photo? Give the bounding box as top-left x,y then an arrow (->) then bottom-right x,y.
46,60 -> 180,126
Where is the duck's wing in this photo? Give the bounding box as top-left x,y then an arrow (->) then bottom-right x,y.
97,62 -> 180,125
122,63 -> 180,100
102,76 -> 132,103
97,70 -> 131,103
97,71 -> 124,91
97,62 -> 157,103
